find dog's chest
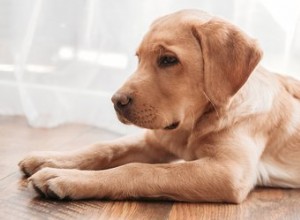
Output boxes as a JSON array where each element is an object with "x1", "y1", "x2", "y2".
[{"x1": 155, "y1": 130, "x2": 204, "y2": 161}]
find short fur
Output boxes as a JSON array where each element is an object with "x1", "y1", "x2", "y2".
[{"x1": 19, "y1": 9, "x2": 300, "y2": 203}]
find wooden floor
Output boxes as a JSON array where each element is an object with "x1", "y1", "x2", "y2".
[{"x1": 1, "y1": 116, "x2": 300, "y2": 220}]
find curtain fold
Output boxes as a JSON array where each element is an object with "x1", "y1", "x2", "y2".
[{"x1": 0, "y1": 0, "x2": 299, "y2": 134}]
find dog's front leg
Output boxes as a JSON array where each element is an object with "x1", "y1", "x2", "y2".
[
  {"x1": 19, "y1": 132, "x2": 177, "y2": 176},
  {"x1": 29, "y1": 159, "x2": 254, "y2": 203}
]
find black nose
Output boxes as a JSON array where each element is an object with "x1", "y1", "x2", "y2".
[{"x1": 111, "y1": 93, "x2": 132, "y2": 111}]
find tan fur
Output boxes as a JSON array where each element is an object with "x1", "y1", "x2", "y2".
[{"x1": 19, "y1": 9, "x2": 300, "y2": 203}]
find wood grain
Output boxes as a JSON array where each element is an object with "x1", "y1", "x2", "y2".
[{"x1": 0, "y1": 116, "x2": 300, "y2": 220}]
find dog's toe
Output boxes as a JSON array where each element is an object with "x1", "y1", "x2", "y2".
[
  {"x1": 21, "y1": 166, "x2": 31, "y2": 177},
  {"x1": 46, "y1": 188, "x2": 61, "y2": 199},
  {"x1": 32, "y1": 183, "x2": 46, "y2": 197}
]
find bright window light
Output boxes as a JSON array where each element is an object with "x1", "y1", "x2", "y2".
[
  {"x1": 97, "y1": 53, "x2": 128, "y2": 69},
  {"x1": 58, "y1": 47, "x2": 74, "y2": 60},
  {"x1": 78, "y1": 50, "x2": 128, "y2": 69},
  {"x1": 0, "y1": 64, "x2": 54, "y2": 73},
  {"x1": 59, "y1": 47, "x2": 128, "y2": 69},
  {"x1": 77, "y1": 50, "x2": 98, "y2": 62}
]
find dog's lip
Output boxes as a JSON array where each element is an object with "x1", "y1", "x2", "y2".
[
  {"x1": 115, "y1": 110, "x2": 131, "y2": 125},
  {"x1": 164, "y1": 121, "x2": 180, "y2": 130}
]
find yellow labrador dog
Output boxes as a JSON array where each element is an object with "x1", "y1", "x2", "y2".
[{"x1": 19, "y1": 9, "x2": 300, "y2": 203}]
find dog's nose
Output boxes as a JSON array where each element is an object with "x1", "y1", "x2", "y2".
[{"x1": 111, "y1": 93, "x2": 132, "y2": 110}]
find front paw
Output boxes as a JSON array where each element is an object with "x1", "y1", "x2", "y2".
[
  {"x1": 29, "y1": 168, "x2": 96, "y2": 200},
  {"x1": 29, "y1": 168, "x2": 70, "y2": 199},
  {"x1": 18, "y1": 152, "x2": 66, "y2": 176}
]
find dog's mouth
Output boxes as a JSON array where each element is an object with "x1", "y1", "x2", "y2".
[
  {"x1": 117, "y1": 111, "x2": 180, "y2": 130},
  {"x1": 114, "y1": 106, "x2": 180, "y2": 130},
  {"x1": 164, "y1": 121, "x2": 180, "y2": 130},
  {"x1": 115, "y1": 111, "x2": 132, "y2": 125}
]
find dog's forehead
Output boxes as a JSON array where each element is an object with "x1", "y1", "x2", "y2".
[
  {"x1": 151, "y1": 9, "x2": 212, "y2": 30},
  {"x1": 137, "y1": 10, "x2": 212, "y2": 55}
]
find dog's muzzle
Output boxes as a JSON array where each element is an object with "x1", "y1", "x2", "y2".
[{"x1": 111, "y1": 92, "x2": 133, "y2": 114}]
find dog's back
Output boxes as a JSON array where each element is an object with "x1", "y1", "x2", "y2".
[
  {"x1": 250, "y1": 68, "x2": 300, "y2": 187},
  {"x1": 277, "y1": 73, "x2": 300, "y2": 99}
]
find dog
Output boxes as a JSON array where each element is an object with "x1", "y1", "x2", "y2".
[{"x1": 19, "y1": 9, "x2": 300, "y2": 203}]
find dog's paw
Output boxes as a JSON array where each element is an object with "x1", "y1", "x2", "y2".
[
  {"x1": 18, "y1": 152, "x2": 66, "y2": 176},
  {"x1": 29, "y1": 168, "x2": 93, "y2": 200}
]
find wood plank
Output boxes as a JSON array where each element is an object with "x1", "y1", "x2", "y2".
[
  {"x1": 168, "y1": 188, "x2": 300, "y2": 220},
  {"x1": 0, "y1": 175, "x2": 107, "y2": 220},
  {"x1": 0, "y1": 116, "x2": 121, "y2": 219},
  {"x1": 0, "y1": 116, "x2": 118, "y2": 178},
  {"x1": 1, "y1": 116, "x2": 300, "y2": 220},
  {"x1": 95, "y1": 201, "x2": 173, "y2": 220},
  {"x1": 0, "y1": 173, "x2": 173, "y2": 220}
]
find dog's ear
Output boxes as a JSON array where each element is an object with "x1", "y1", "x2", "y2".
[{"x1": 191, "y1": 18, "x2": 263, "y2": 107}]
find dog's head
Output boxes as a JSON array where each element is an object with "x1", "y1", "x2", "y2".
[{"x1": 112, "y1": 10, "x2": 262, "y2": 130}]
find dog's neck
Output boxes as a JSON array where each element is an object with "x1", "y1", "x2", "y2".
[
  {"x1": 152, "y1": 66, "x2": 279, "y2": 147},
  {"x1": 187, "y1": 66, "x2": 277, "y2": 139}
]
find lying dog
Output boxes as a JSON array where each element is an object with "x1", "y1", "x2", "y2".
[{"x1": 19, "y1": 9, "x2": 300, "y2": 203}]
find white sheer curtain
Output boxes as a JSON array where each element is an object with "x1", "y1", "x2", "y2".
[{"x1": 0, "y1": 0, "x2": 299, "y2": 134}]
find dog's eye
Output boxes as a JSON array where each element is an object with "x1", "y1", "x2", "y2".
[{"x1": 158, "y1": 56, "x2": 179, "y2": 67}]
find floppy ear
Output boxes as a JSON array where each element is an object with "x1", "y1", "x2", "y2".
[{"x1": 192, "y1": 18, "x2": 263, "y2": 107}]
